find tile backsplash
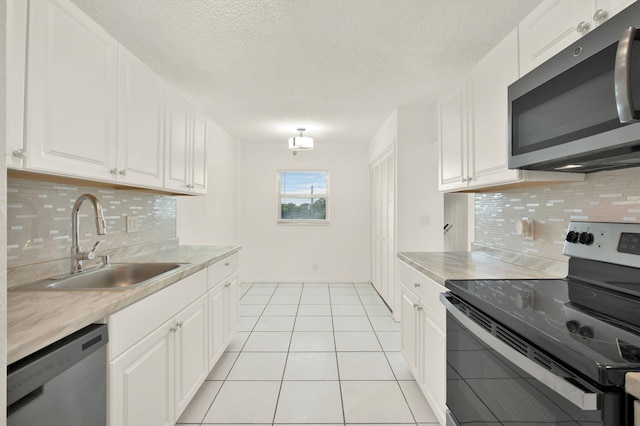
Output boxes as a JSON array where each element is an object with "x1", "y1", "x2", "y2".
[
  {"x1": 7, "y1": 178, "x2": 176, "y2": 269},
  {"x1": 475, "y1": 168, "x2": 640, "y2": 262}
]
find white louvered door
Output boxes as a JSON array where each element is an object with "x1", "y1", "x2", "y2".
[{"x1": 370, "y1": 147, "x2": 395, "y2": 309}]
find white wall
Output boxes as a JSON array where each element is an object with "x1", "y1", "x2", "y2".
[
  {"x1": 239, "y1": 141, "x2": 370, "y2": 282},
  {"x1": 177, "y1": 120, "x2": 239, "y2": 245},
  {"x1": 369, "y1": 106, "x2": 444, "y2": 253},
  {"x1": 396, "y1": 105, "x2": 444, "y2": 252},
  {"x1": 369, "y1": 109, "x2": 397, "y2": 162}
]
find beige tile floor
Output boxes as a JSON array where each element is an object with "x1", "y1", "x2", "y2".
[{"x1": 175, "y1": 282, "x2": 439, "y2": 426}]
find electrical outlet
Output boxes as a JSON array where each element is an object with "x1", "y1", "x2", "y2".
[{"x1": 126, "y1": 215, "x2": 140, "y2": 233}]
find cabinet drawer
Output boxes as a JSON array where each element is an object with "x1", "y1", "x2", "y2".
[
  {"x1": 108, "y1": 269, "x2": 207, "y2": 360},
  {"x1": 397, "y1": 260, "x2": 422, "y2": 294},
  {"x1": 398, "y1": 260, "x2": 446, "y2": 325},
  {"x1": 417, "y1": 275, "x2": 446, "y2": 326},
  {"x1": 207, "y1": 253, "x2": 239, "y2": 290}
]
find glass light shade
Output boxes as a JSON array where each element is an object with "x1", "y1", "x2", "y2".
[{"x1": 288, "y1": 136, "x2": 314, "y2": 151}]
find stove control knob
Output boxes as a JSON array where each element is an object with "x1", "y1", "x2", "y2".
[
  {"x1": 566, "y1": 320, "x2": 580, "y2": 333},
  {"x1": 579, "y1": 326, "x2": 594, "y2": 338},
  {"x1": 579, "y1": 232, "x2": 594, "y2": 245},
  {"x1": 565, "y1": 231, "x2": 580, "y2": 243}
]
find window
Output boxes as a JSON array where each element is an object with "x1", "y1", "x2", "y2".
[{"x1": 278, "y1": 170, "x2": 329, "y2": 224}]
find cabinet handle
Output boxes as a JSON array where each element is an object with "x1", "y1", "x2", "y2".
[
  {"x1": 576, "y1": 21, "x2": 590, "y2": 33},
  {"x1": 461, "y1": 178, "x2": 467, "y2": 183},
  {"x1": 467, "y1": 176, "x2": 473, "y2": 182},
  {"x1": 176, "y1": 321, "x2": 183, "y2": 328},
  {"x1": 119, "y1": 169, "x2": 127, "y2": 176},
  {"x1": 414, "y1": 283, "x2": 421, "y2": 288},
  {"x1": 413, "y1": 303, "x2": 419, "y2": 309},
  {"x1": 170, "y1": 326, "x2": 177, "y2": 333},
  {"x1": 225, "y1": 262, "x2": 230, "y2": 267},
  {"x1": 12, "y1": 149, "x2": 26, "y2": 159},
  {"x1": 593, "y1": 8, "x2": 608, "y2": 22},
  {"x1": 417, "y1": 306, "x2": 423, "y2": 311},
  {"x1": 109, "y1": 168, "x2": 118, "y2": 175}
]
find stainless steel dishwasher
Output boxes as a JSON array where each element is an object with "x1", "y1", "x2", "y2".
[{"x1": 7, "y1": 323, "x2": 108, "y2": 426}]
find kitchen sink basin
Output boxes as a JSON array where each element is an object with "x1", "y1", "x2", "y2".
[{"x1": 11, "y1": 262, "x2": 189, "y2": 291}]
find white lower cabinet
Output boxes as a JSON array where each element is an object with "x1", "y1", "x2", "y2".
[
  {"x1": 174, "y1": 294, "x2": 209, "y2": 416},
  {"x1": 207, "y1": 273, "x2": 239, "y2": 366},
  {"x1": 398, "y1": 260, "x2": 446, "y2": 426},
  {"x1": 108, "y1": 254, "x2": 240, "y2": 426},
  {"x1": 109, "y1": 319, "x2": 175, "y2": 426}
]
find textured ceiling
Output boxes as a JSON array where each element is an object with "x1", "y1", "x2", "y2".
[{"x1": 70, "y1": 0, "x2": 542, "y2": 145}]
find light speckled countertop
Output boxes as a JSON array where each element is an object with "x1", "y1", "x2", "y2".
[
  {"x1": 397, "y1": 250, "x2": 566, "y2": 287},
  {"x1": 7, "y1": 244, "x2": 240, "y2": 364}
]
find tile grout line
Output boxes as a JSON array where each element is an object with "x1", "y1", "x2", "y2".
[
  {"x1": 270, "y1": 281, "x2": 301, "y2": 426},
  {"x1": 329, "y1": 282, "x2": 348, "y2": 426}
]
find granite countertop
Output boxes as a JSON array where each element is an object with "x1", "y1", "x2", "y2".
[
  {"x1": 397, "y1": 249, "x2": 566, "y2": 287},
  {"x1": 7, "y1": 244, "x2": 240, "y2": 364}
]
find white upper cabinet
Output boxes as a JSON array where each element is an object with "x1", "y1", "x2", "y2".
[
  {"x1": 164, "y1": 90, "x2": 208, "y2": 194},
  {"x1": 467, "y1": 29, "x2": 520, "y2": 188},
  {"x1": 439, "y1": 29, "x2": 585, "y2": 192},
  {"x1": 519, "y1": 0, "x2": 636, "y2": 75},
  {"x1": 25, "y1": 0, "x2": 118, "y2": 180},
  {"x1": 190, "y1": 115, "x2": 208, "y2": 194},
  {"x1": 12, "y1": 0, "x2": 206, "y2": 193},
  {"x1": 116, "y1": 46, "x2": 165, "y2": 188},
  {"x1": 7, "y1": 0, "x2": 28, "y2": 169},
  {"x1": 438, "y1": 82, "x2": 468, "y2": 192},
  {"x1": 165, "y1": 90, "x2": 191, "y2": 192}
]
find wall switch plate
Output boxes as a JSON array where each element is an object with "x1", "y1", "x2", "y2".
[{"x1": 126, "y1": 215, "x2": 141, "y2": 233}]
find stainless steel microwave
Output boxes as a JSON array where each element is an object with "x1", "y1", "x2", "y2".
[{"x1": 508, "y1": 2, "x2": 640, "y2": 173}]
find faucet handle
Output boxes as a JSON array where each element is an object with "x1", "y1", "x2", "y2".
[
  {"x1": 87, "y1": 241, "x2": 101, "y2": 260},
  {"x1": 100, "y1": 254, "x2": 111, "y2": 268}
]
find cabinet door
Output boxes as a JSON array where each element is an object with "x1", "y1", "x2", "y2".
[
  {"x1": 399, "y1": 283, "x2": 420, "y2": 377},
  {"x1": 468, "y1": 29, "x2": 521, "y2": 188},
  {"x1": 164, "y1": 90, "x2": 191, "y2": 192},
  {"x1": 208, "y1": 282, "x2": 227, "y2": 368},
  {"x1": 438, "y1": 83, "x2": 468, "y2": 191},
  {"x1": 117, "y1": 46, "x2": 165, "y2": 188},
  {"x1": 175, "y1": 295, "x2": 209, "y2": 418},
  {"x1": 595, "y1": 0, "x2": 636, "y2": 26},
  {"x1": 109, "y1": 320, "x2": 175, "y2": 426},
  {"x1": 419, "y1": 304, "x2": 446, "y2": 426},
  {"x1": 519, "y1": 0, "x2": 593, "y2": 76},
  {"x1": 26, "y1": 0, "x2": 117, "y2": 180},
  {"x1": 190, "y1": 115, "x2": 208, "y2": 194},
  {"x1": 7, "y1": 0, "x2": 29, "y2": 169}
]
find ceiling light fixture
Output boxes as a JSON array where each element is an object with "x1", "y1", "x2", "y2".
[{"x1": 288, "y1": 128, "x2": 314, "y2": 151}]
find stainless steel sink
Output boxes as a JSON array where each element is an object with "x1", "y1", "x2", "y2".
[{"x1": 11, "y1": 262, "x2": 189, "y2": 291}]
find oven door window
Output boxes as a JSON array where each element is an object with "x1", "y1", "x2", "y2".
[{"x1": 446, "y1": 313, "x2": 620, "y2": 425}]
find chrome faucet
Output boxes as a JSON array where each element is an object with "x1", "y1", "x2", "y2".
[{"x1": 71, "y1": 194, "x2": 107, "y2": 274}]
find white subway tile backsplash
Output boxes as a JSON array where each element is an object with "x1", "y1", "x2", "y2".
[
  {"x1": 7, "y1": 178, "x2": 176, "y2": 269},
  {"x1": 475, "y1": 168, "x2": 640, "y2": 262}
]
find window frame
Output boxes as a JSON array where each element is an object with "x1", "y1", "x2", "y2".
[{"x1": 277, "y1": 169, "x2": 330, "y2": 225}]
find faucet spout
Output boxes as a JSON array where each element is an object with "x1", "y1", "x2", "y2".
[{"x1": 71, "y1": 194, "x2": 107, "y2": 274}]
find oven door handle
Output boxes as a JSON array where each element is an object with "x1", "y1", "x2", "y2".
[
  {"x1": 441, "y1": 294, "x2": 600, "y2": 411},
  {"x1": 615, "y1": 26, "x2": 639, "y2": 123}
]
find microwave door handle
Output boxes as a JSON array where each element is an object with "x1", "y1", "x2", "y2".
[
  {"x1": 615, "y1": 26, "x2": 639, "y2": 123},
  {"x1": 440, "y1": 294, "x2": 600, "y2": 411}
]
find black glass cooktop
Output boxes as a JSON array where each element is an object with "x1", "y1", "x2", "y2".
[{"x1": 445, "y1": 276, "x2": 640, "y2": 386}]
